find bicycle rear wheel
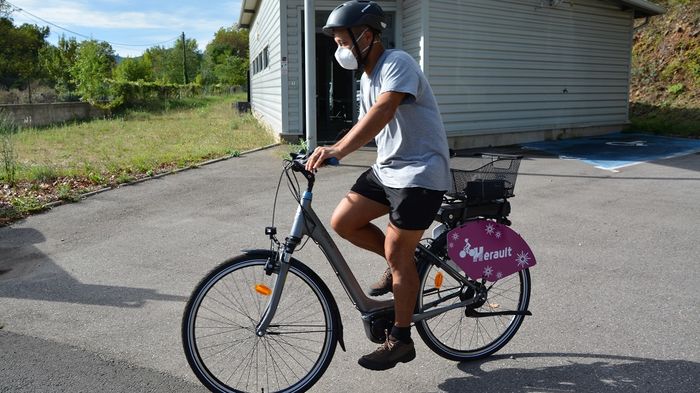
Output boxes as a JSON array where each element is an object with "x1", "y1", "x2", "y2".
[
  {"x1": 182, "y1": 253, "x2": 339, "y2": 393},
  {"x1": 415, "y1": 260, "x2": 531, "y2": 361}
]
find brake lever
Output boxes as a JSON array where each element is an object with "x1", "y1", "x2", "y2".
[{"x1": 289, "y1": 149, "x2": 339, "y2": 169}]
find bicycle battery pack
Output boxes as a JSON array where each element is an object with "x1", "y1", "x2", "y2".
[{"x1": 465, "y1": 179, "x2": 505, "y2": 201}]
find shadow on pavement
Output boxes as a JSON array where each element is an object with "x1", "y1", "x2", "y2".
[
  {"x1": 439, "y1": 352, "x2": 699, "y2": 392},
  {"x1": 0, "y1": 227, "x2": 187, "y2": 308},
  {"x1": 0, "y1": 330, "x2": 207, "y2": 393},
  {"x1": 0, "y1": 228, "x2": 45, "y2": 278},
  {"x1": 648, "y1": 151, "x2": 700, "y2": 173}
]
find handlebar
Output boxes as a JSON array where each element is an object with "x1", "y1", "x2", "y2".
[{"x1": 288, "y1": 150, "x2": 339, "y2": 192}]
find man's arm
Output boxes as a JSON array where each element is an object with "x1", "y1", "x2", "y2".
[{"x1": 306, "y1": 91, "x2": 406, "y2": 171}]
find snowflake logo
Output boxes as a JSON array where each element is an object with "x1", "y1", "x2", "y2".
[
  {"x1": 483, "y1": 266, "x2": 493, "y2": 277},
  {"x1": 516, "y1": 251, "x2": 531, "y2": 268},
  {"x1": 451, "y1": 233, "x2": 460, "y2": 241},
  {"x1": 485, "y1": 223, "x2": 495, "y2": 236},
  {"x1": 495, "y1": 231, "x2": 502, "y2": 239},
  {"x1": 496, "y1": 272, "x2": 503, "y2": 280}
]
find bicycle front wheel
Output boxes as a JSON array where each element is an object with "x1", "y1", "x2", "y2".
[
  {"x1": 416, "y1": 261, "x2": 531, "y2": 361},
  {"x1": 182, "y1": 253, "x2": 339, "y2": 393}
]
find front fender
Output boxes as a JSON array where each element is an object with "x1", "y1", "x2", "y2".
[{"x1": 241, "y1": 248, "x2": 277, "y2": 258}]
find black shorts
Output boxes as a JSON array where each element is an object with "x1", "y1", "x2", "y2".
[{"x1": 350, "y1": 169, "x2": 445, "y2": 231}]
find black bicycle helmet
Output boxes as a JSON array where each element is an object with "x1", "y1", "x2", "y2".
[{"x1": 322, "y1": 0, "x2": 386, "y2": 37}]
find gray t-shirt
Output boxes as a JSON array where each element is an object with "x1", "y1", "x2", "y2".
[{"x1": 359, "y1": 49, "x2": 451, "y2": 191}]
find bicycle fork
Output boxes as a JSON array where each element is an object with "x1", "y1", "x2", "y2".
[{"x1": 255, "y1": 191, "x2": 312, "y2": 337}]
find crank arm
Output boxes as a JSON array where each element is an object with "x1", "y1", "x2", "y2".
[{"x1": 465, "y1": 309, "x2": 532, "y2": 318}]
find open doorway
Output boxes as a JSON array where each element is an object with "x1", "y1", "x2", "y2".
[
  {"x1": 315, "y1": 27, "x2": 356, "y2": 143},
  {"x1": 302, "y1": 10, "x2": 395, "y2": 144}
]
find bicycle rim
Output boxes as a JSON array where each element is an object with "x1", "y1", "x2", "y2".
[
  {"x1": 182, "y1": 257, "x2": 336, "y2": 393},
  {"x1": 416, "y1": 263, "x2": 530, "y2": 361}
]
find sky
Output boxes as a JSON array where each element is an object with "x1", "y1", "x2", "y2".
[{"x1": 7, "y1": 0, "x2": 243, "y2": 57}]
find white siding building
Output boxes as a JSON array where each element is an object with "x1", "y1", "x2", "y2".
[{"x1": 239, "y1": 0, "x2": 664, "y2": 148}]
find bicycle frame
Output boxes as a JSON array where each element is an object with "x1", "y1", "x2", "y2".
[{"x1": 256, "y1": 188, "x2": 482, "y2": 336}]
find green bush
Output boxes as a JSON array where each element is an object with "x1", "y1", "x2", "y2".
[
  {"x1": 687, "y1": 48, "x2": 700, "y2": 83},
  {"x1": 667, "y1": 83, "x2": 685, "y2": 95},
  {"x1": 11, "y1": 196, "x2": 45, "y2": 214},
  {"x1": 71, "y1": 40, "x2": 115, "y2": 104},
  {"x1": 105, "y1": 80, "x2": 206, "y2": 111},
  {"x1": 57, "y1": 183, "x2": 79, "y2": 202}
]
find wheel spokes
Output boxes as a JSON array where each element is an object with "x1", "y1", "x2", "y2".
[{"x1": 185, "y1": 259, "x2": 333, "y2": 393}]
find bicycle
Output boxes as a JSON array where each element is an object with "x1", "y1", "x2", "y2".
[{"x1": 181, "y1": 151, "x2": 535, "y2": 393}]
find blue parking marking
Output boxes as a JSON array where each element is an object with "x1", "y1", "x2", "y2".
[{"x1": 522, "y1": 132, "x2": 700, "y2": 171}]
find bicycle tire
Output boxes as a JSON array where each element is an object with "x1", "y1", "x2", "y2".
[
  {"x1": 182, "y1": 253, "x2": 339, "y2": 393},
  {"x1": 415, "y1": 257, "x2": 531, "y2": 361}
]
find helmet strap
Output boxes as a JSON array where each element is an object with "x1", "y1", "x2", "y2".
[{"x1": 347, "y1": 28, "x2": 374, "y2": 70}]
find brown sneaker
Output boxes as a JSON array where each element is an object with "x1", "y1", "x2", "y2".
[
  {"x1": 368, "y1": 267, "x2": 393, "y2": 297},
  {"x1": 358, "y1": 335, "x2": 416, "y2": 371}
]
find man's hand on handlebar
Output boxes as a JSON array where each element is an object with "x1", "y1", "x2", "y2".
[{"x1": 305, "y1": 146, "x2": 341, "y2": 172}]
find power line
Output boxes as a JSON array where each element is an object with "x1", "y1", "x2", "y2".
[{"x1": 6, "y1": 1, "x2": 180, "y2": 48}]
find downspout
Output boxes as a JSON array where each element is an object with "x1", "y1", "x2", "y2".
[
  {"x1": 247, "y1": 68, "x2": 251, "y2": 103},
  {"x1": 634, "y1": 16, "x2": 650, "y2": 31}
]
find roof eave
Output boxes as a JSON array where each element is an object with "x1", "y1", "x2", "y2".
[
  {"x1": 236, "y1": 1, "x2": 665, "y2": 28},
  {"x1": 617, "y1": 0, "x2": 666, "y2": 18},
  {"x1": 238, "y1": 0, "x2": 261, "y2": 29}
]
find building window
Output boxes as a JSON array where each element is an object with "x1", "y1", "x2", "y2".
[
  {"x1": 252, "y1": 47, "x2": 269, "y2": 75},
  {"x1": 263, "y1": 46, "x2": 269, "y2": 69}
]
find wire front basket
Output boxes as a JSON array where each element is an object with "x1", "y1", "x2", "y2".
[{"x1": 449, "y1": 154, "x2": 522, "y2": 201}]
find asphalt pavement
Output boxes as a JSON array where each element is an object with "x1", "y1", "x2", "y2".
[{"x1": 1, "y1": 144, "x2": 699, "y2": 392}]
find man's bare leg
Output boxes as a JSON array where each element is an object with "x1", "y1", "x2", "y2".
[
  {"x1": 384, "y1": 223, "x2": 423, "y2": 327},
  {"x1": 331, "y1": 192, "x2": 389, "y2": 257},
  {"x1": 357, "y1": 222, "x2": 422, "y2": 370}
]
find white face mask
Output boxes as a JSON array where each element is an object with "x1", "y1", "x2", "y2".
[
  {"x1": 334, "y1": 29, "x2": 370, "y2": 70},
  {"x1": 334, "y1": 46, "x2": 359, "y2": 70}
]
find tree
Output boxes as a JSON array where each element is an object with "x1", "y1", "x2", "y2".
[
  {"x1": 113, "y1": 56, "x2": 152, "y2": 82},
  {"x1": 0, "y1": 0, "x2": 12, "y2": 18},
  {"x1": 143, "y1": 37, "x2": 201, "y2": 84},
  {"x1": 202, "y1": 26, "x2": 249, "y2": 86},
  {"x1": 207, "y1": 25, "x2": 249, "y2": 59},
  {"x1": 212, "y1": 56, "x2": 248, "y2": 86},
  {"x1": 142, "y1": 46, "x2": 172, "y2": 83},
  {"x1": 0, "y1": 18, "x2": 49, "y2": 90},
  {"x1": 70, "y1": 40, "x2": 115, "y2": 103},
  {"x1": 39, "y1": 34, "x2": 79, "y2": 99}
]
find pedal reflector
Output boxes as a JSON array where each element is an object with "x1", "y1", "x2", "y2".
[
  {"x1": 434, "y1": 271, "x2": 444, "y2": 289},
  {"x1": 255, "y1": 284, "x2": 272, "y2": 296}
]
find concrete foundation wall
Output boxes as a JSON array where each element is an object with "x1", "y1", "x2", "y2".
[
  {"x1": 0, "y1": 102, "x2": 106, "y2": 127},
  {"x1": 448, "y1": 124, "x2": 627, "y2": 149}
]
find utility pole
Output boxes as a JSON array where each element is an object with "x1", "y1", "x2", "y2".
[{"x1": 182, "y1": 31, "x2": 188, "y2": 84}]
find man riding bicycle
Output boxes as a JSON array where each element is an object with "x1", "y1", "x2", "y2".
[{"x1": 305, "y1": 0, "x2": 451, "y2": 371}]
